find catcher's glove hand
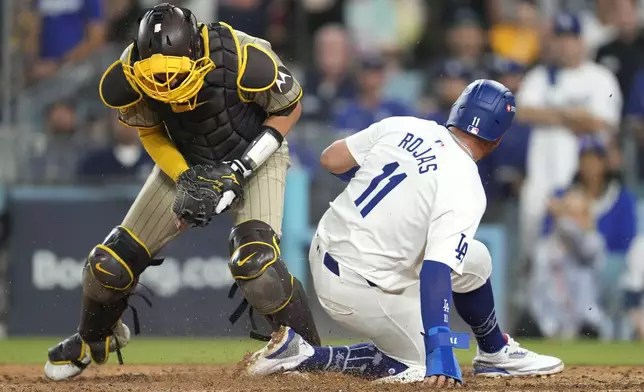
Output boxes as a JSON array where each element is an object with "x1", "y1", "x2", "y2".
[
  {"x1": 172, "y1": 165, "x2": 222, "y2": 228},
  {"x1": 210, "y1": 161, "x2": 245, "y2": 214}
]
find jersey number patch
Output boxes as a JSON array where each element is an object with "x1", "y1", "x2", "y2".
[{"x1": 354, "y1": 162, "x2": 407, "y2": 217}]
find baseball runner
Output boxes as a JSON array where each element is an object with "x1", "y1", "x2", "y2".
[
  {"x1": 44, "y1": 3, "x2": 321, "y2": 380},
  {"x1": 244, "y1": 80, "x2": 564, "y2": 386}
]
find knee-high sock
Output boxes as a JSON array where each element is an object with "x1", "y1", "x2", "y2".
[
  {"x1": 296, "y1": 342, "x2": 408, "y2": 378},
  {"x1": 452, "y1": 279, "x2": 506, "y2": 354}
]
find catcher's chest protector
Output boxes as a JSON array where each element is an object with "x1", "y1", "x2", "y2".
[{"x1": 146, "y1": 23, "x2": 267, "y2": 165}]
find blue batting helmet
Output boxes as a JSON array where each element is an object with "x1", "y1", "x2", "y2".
[{"x1": 445, "y1": 79, "x2": 516, "y2": 142}]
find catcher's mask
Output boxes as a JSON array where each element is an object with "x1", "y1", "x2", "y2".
[{"x1": 123, "y1": 3, "x2": 215, "y2": 109}]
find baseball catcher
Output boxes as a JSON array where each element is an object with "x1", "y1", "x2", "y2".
[{"x1": 44, "y1": 2, "x2": 320, "y2": 380}]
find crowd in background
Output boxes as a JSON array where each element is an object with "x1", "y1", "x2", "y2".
[{"x1": 0, "y1": 0, "x2": 644, "y2": 340}]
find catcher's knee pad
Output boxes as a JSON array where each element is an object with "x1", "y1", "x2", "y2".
[
  {"x1": 229, "y1": 220, "x2": 292, "y2": 314},
  {"x1": 86, "y1": 226, "x2": 151, "y2": 293},
  {"x1": 79, "y1": 226, "x2": 152, "y2": 363},
  {"x1": 229, "y1": 220, "x2": 321, "y2": 345},
  {"x1": 451, "y1": 240, "x2": 492, "y2": 294}
]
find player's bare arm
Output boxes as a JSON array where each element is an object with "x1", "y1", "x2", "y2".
[{"x1": 320, "y1": 140, "x2": 358, "y2": 174}]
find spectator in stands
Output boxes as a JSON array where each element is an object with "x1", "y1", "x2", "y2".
[
  {"x1": 421, "y1": 59, "x2": 473, "y2": 125},
  {"x1": 540, "y1": 135, "x2": 636, "y2": 341},
  {"x1": 217, "y1": 0, "x2": 269, "y2": 39},
  {"x1": 623, "y1": 68, "x2": 644, "y2": 179},
  {"x1": 76, "y1": 115, "x2": 153, "y2": 183},
  {"x1": 530, "y1": 188, "x2": 606, "y2": 339},
  {"x1": 28, "y1": 101, "x2": 82, "y2": 184},
  {"x1": 516, "y1": 12, "x2": 622, "y2": 262},
  {"x1": 25, "y1": 0, "x2": 106, "y2": 82},
  {"x1": 623, "y1": 235, "x2": 644, "y2": 340},
  {"x1": 343, "y1": 0, "x2": 426, "y2": 56},
  {"x1": 104, "y1": 0, "x2": 144, "y2": 46},
  {"x1": 441, "y1": 8, "x2": 489, "y2": 74},
  {"x1": 302, "y1": 0, "x2": 344, "y2": 37},
  {"x1": 479, "y1": 57, "x2": 532, "y2": 203},
  {"x1": 579, "y1": 0, "x2": 620, "y2": 58},
  {"x1": 488, "y1": 0, "x2": 542, "y2": 66},
  {"x1": 543, "y1": 136, "x2": 637, "y2": 255},
  {"x1": 301, "y1": 24, "x2": 357, "y2": 123},
  {"x1": 596, "y1": 0, "x2": 644, "y2": 110},
  {"x1": 332, "y1": 55, "x2": 415, "y2": 135},
  {"x1": 435, "y1": 0, "x2": 498, "y2": 31},
  {"x1": 538, "y1": 0, "x2": 620, "y2": 57}
]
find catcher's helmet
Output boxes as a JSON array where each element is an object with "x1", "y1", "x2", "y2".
[
  {"x1": 123, "y1": 3, "x2": 215, "y2": 108},
  {"x1": 445, "y1": 79, "x2": 516, "y2": 142}
]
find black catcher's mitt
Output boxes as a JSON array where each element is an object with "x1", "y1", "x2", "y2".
[
  {"x1": 172, "y1": 164, "x2": 245, "y2": 227},
  {"x1": 173, "y1": 165, "x2": 220, "y2": 228}
]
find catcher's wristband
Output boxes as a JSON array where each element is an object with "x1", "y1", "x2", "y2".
[{"x1": 237, "y1": 126, "x2": 283, "y2": 178}]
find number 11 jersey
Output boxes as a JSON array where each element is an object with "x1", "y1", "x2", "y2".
[{"x1": 317, "y1": 116, "x2": 487, "y2": 291}]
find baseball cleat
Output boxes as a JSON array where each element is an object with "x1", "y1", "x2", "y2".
[
  {"x1": 472, "y1": 334, "x2": 564, "y2": 377},
  {"x1": 245, "y1": 326, "x2": 313, "y2": 376},
  {"x1": 372, "y1": 367, "x2": 426, "y2": 384},
  {"x1": 44, "y1": 321, "x2": 131, "y2": 381}
]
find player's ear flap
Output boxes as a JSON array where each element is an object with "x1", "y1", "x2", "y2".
[{"x1": 237, "y1": 44, "x2": 278, "y2": 93}]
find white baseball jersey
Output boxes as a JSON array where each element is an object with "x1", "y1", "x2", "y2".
[
  {"x1": 518, "y1": 61, "x2": 622, "y2": 192},
  {"x1": 317, "y1": 116, "x2": 487, "y2": 292},
  {"x1": 517, "y1": 61, "x2": 622, "y2": 259}
]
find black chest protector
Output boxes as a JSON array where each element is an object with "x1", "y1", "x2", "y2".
[{"x1": 142, "y1": 23, "x2": 267, "y2": 165}]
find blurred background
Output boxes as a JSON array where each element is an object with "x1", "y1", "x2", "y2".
[{"x1": 1, "y1": 0, "x2": 644, "y2": 346}]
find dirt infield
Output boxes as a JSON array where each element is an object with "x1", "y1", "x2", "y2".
[{"x1": 0, "y1": 364, "x2": 643, "y2": 392}]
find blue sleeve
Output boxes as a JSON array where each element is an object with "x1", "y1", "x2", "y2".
[
  {"x1": 541, "y1": 188, "x2": 567, "y2": 236},
  {"x1": 625, "y1": 70, "x2": 644, "y2": 116},
  {"x1": 420, "y1": 261, "x2": 452, "y2": 331},
  {"x1": 333, "y1": 166, "x2": 360, "y2": 182},
  {"x1": 612, "y1": 190, "x2": 638, "y2": 252},
  {"x1": 420, "y1": 261, "x2": 466, "y2": 381},
  {"x1": 85, "y1": 0, "x2": 103, "y2": 21}
]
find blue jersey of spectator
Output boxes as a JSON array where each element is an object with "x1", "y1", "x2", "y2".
[
  {"x1": 332, "y1": 100, "x2": 415, "y2": 134},
  {"x1": 542, "y1": 137, "x2": 637, "y2": 254},
  {"x1": 38, "y1": 0, "x2": 103, "y2": 59},
  {"x1": 543, "y1": 182, "x2": 637, "y2": 254}
]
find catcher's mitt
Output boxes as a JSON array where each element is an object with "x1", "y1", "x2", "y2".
[
  {"x1": 172, "y1": 164, "x2": 245, "y2": 227},
  {"x1": 173, "y1": 165, "x2": 221, "y2": 228}
]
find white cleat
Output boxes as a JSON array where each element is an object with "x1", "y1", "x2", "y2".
[
  {"x1": 44, "y1": 321, "x2": 131, "y2": 381},
  {"x1": 245, "y1": 326, "x2": 313, "y2": 376},
  {"x1": 372, "y1": 367, "x2": 426, "y2": 384},
  {"x1": 472, "y1": 334, "x2": 564, "y2": 377}
]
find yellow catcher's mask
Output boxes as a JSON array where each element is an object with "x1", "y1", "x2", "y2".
[{"x1": 123, "y1": 26, "x2": 215, "y2": 110}]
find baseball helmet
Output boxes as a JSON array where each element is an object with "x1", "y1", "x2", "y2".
[
  {"x1": 445, "y1": 79, "x2": 516, "y2": 142},
  {"x1": 123, "y1": 3, "x2": 215, "y2": 108}
]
